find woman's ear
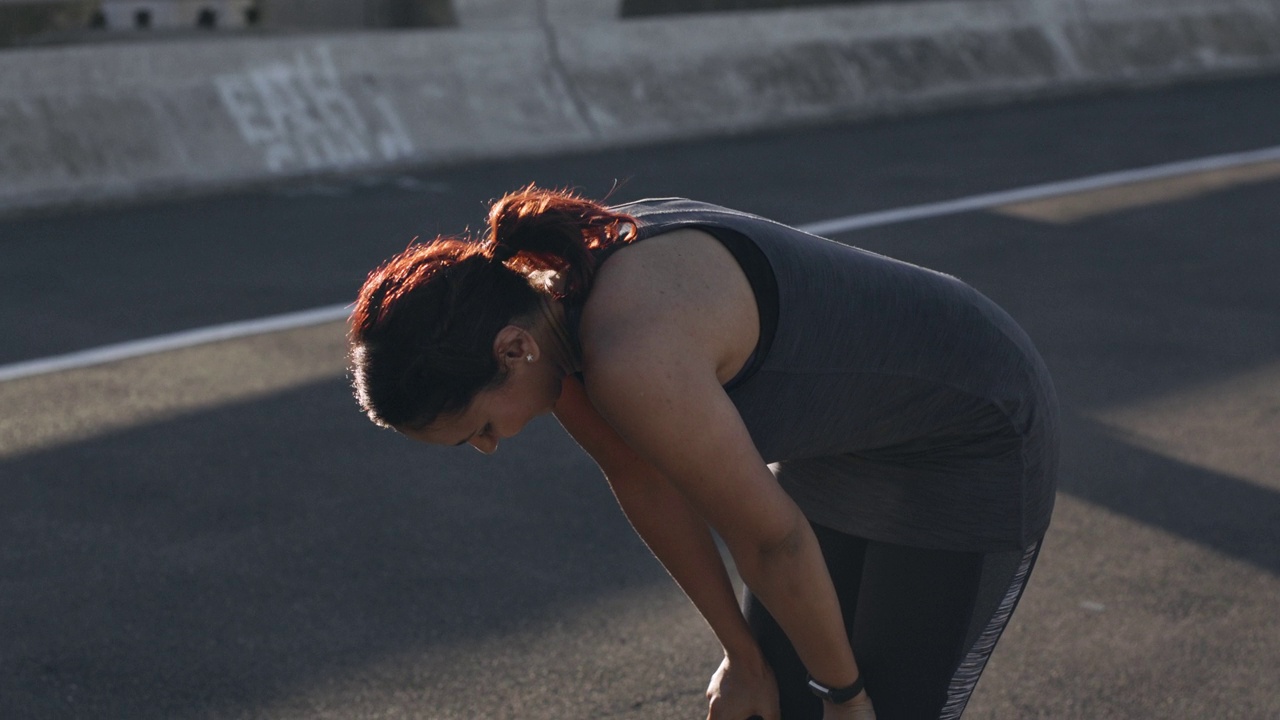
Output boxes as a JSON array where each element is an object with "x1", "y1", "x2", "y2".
[{"x1": 492, "y1": 324, "x2": 536, "y2": 368}]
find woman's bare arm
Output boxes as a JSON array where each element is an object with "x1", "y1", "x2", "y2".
[
  {"x1": 568, "y1": 229, "x2": 862, "y2": 705},
  {"x1": 554, "y1": 376, "x2": 761, "y2": 664},
  {"x1": 579, "y1": 332, "x2": 862, "y2": 694}
]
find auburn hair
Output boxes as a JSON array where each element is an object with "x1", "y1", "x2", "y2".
[{"x1": 348, "y1": 185, "x2": 636, "y2": 429}]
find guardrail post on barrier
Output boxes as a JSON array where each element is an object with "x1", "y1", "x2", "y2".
[{"x1": 93, "y1": 0, "x2": 259, "y2": 30}]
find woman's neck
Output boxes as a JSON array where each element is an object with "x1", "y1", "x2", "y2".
[{"x1": 536, "y1": 295, "x2": 581, "y2": 376}]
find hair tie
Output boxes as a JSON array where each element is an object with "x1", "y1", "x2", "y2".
[{"x1": 490, "y1": 243, "x2": 517, "y2": 263}]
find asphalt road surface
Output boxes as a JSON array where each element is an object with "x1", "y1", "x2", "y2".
[{"x1": 2, "y1": 74, "x2": 1279, "y2": 719}]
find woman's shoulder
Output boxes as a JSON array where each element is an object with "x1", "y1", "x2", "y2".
[
  {"x1": 578, "y1": 228, "x2": 760, "y2": 379},
  {"x1": 588, "y1": 227, "x2": 734, "y2": 317}
]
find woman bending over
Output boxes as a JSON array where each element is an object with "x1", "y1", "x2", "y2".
[{"x1": 348, "y1": 185, "x2": 1059, "y2": 720}]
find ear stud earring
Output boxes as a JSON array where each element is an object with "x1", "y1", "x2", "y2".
[{"x1": 525, "y1": 354, "x2": 534, "y2": 363}]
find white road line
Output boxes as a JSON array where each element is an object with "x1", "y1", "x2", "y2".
[
  {"x1": 4, "y1": 143, "x2": 1279, "y2": 384},
  {"x1": 799, "y1": 144, "x2": 1280, "y2": 236},
  {"x1": 0, "y1": 304, "x2": 351, "y2": 383}
]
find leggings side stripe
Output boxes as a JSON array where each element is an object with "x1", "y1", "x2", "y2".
[{"x1": 938, "y1": 539, "x2": 1042, "y2": 720}]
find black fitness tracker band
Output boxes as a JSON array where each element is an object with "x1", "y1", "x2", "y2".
[{"x1": 807, "y1": 674, "x2": 865, "y2": 704}]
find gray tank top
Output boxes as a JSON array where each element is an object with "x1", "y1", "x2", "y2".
[{"x1": 597, "y1": 198, "x2": 1059, "y2": 552}]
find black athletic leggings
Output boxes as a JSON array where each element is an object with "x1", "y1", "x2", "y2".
[{"x1": 744, "y1": 524, "x2": 1042, "y2": 720}]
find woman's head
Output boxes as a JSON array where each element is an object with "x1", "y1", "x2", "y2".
[{"x1": 348, "y1": 185, "x2": 634, "y2": 433}]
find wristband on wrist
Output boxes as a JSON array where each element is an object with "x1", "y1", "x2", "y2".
[{"x1": 806, "y1": 673, "x2": 865, "y2": 704}]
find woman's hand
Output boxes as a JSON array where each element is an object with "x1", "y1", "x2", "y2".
[
  {"x1": 705, "y1": 654, "x2": 780, "y2": 720},
  {"x1": 822, "y1": 691, "x2": 876, "y2": 720}
]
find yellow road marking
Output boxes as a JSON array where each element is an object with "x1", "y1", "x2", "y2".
[
  {"x1": 992, "y1": 160, "x2": 1280, "y2": 224},
  {"x1": 1087, "y1": 361, "x2": 1280, "y2": 491}
]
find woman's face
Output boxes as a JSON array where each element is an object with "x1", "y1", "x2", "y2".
[{"x1": 399, "y1": 353, "x2": 563, "y2": 454}]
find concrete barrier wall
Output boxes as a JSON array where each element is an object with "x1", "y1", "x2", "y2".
[{"x1": 2, "y1": 0, "x2": 1280, "y2": 214}]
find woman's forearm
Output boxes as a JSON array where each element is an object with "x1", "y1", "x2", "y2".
[
  {"x1": 571, "y1": 366, "x2": 860, "y2": 688},
  {"x1": 556, "y1": 377, "x2": 762, "y2": 663},
  {"x1": 730, "y1": 510, "x2": 860, "y2": 688},
  {"x1": 608, "y1": 470, "x2": 762, "y2": 663}
]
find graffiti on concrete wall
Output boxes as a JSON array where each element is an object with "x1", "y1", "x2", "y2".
[{"x1": 214, "y1": 45, "x2": 414, "y2": 173}]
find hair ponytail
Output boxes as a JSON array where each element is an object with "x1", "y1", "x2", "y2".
[
  {"x1": 349, "y1": 185, "x2": 635, "y2": 430},
  {"x1": 485, "y1": 184, "x2": 635, "y2": 303}
]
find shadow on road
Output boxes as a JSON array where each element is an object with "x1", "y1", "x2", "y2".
[
  {"x1": 0, "y1": 379, "x2": 664, "y2": 719},
  {"x1": 2, "y1": 373, "x2": 1278, "y2": 718}
]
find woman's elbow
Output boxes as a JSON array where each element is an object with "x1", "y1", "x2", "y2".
[{"x1": 732, "y1": 507, "x2": 808, "y2": 573}]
